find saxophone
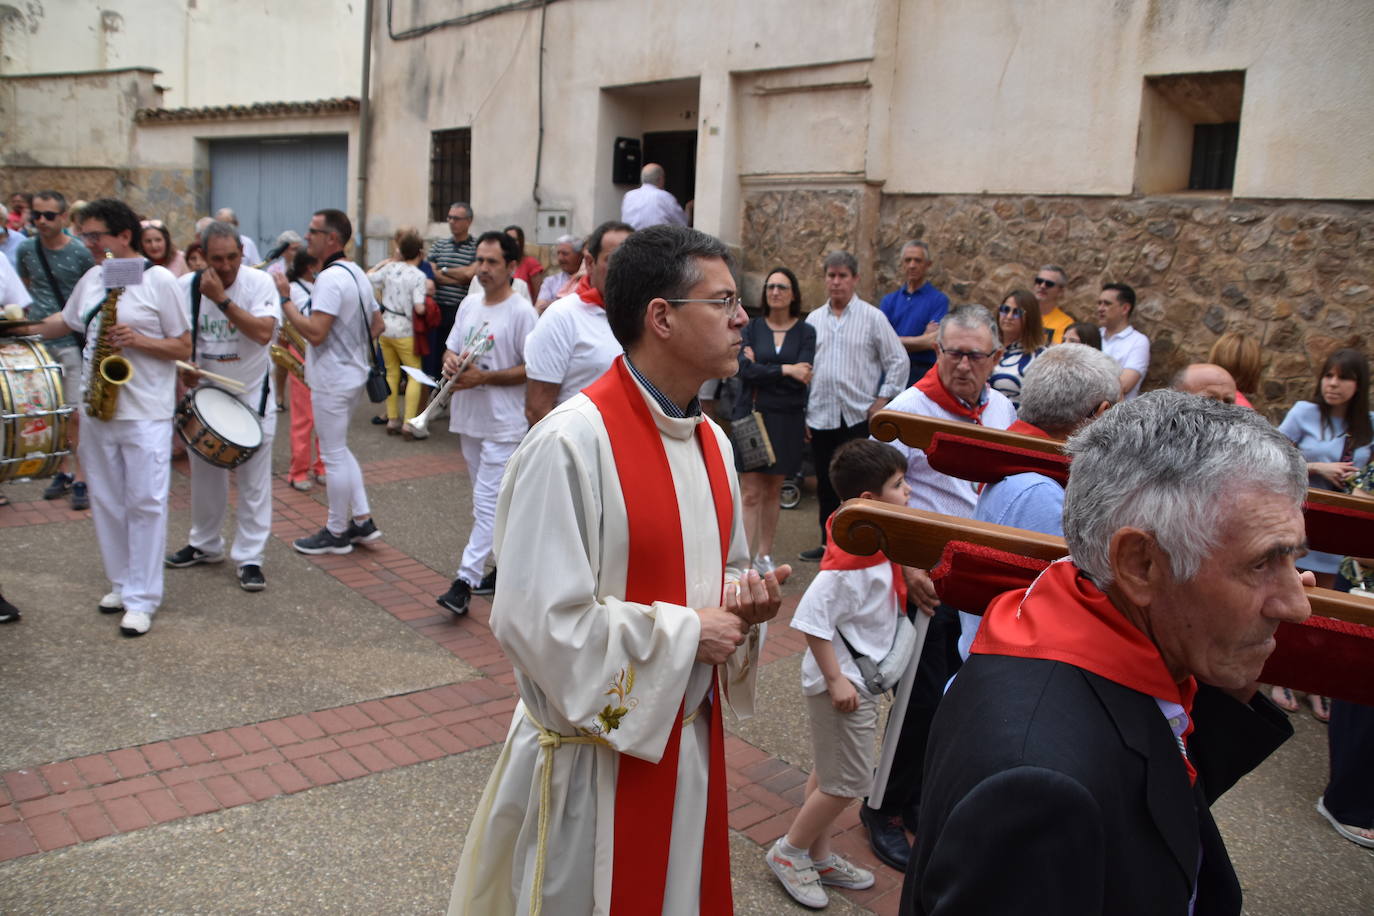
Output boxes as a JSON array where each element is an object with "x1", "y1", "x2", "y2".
[
  {"x1": 84, "y1": 280, "x2": 134, "y2": 421},
  {"x1": 270, "y1": 321, "x2": 308, "y2": 387}
]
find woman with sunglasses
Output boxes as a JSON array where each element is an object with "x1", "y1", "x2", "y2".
[
  {"x1": 988, "y1": 288, "x2": 1045, "y2": 409},
  {"x1": 139, "y1": 220, "x2": 189, "y2": 277},
  {"x1": 734, "y1": 266, "x2": 816, "y2": 575}
]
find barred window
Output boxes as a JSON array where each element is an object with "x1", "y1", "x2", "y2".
[{"x1": 430, "y1": 128, "x2": 471, "y2": 223}]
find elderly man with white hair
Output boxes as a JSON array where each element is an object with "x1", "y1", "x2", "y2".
[
  {"x1": 858, "y1": 303, "x2": 1015, "y2": 870},
  {"x1": 534, "y1": 233, "x2": 583, "y2": 311},
  {"x1": 619, "y1": 162, "x2": 688, "y2": 230},
  {"x1": 903, "y1": 391, "x2": 1311, "y2": 916},
  {"x1": 957, "y1": 342, "x2": 1122, "y2": 657}
]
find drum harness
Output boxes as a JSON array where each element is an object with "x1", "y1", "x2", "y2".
[{"x1": 190, "y1": 270, "x2": 271, "y2": 417}]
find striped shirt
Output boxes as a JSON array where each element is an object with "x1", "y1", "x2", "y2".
[
  {"x1": 805, "y1": 295, "x2": 910, "y2": 429},
  {"x1": 428, "y1": 235, "x2": 477, "y2": 311},
  {"x1": 883, "y1": 383, "x2": 1017, "y2": 518}
]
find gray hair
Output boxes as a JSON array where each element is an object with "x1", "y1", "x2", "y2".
[
  {"x1": 555, "y1": 234, "x2": 583, "y2": 252},
  {"x1": 901, "y1": 240, "x2": 931, "y2": 259},
  {"x1": 1063, "y1": 390, "x2": 1307, "y2": 587},
  {"x1": 275, "y1": 229, "x2": 303, "y2": 247},
  {"x1": 935, "y1": 304, "x2": 999, "y2": 349},
  {"x1": 640, "y1": 163, "x2": 665, "y2": 186},
  {"x1": 1039, "y1": 263, "x2": 1068, "y2": 285},
  {"x1": 1018, "y1": 344, "x2": 1122, "y2": 435},
  {"x1": 200, "y1": 220, "x2": 242, "y2": 252},
  {"x1": 448, "y1": 202, "x2": 472, "y2": 220},
  {"x1": 215, "y1": 207, "x2": 238, "y2": 225},
  {"x1": 823, "y1": 250, "x2": 859, "y2": 276}
]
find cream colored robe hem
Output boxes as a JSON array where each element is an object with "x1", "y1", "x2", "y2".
[{"x1": 449, "y1": 384, "x2": 759, "y2": 916}]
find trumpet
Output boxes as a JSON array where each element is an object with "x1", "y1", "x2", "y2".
[{"x1": 405, "y1": 322, "x2": 493, "y2": 439}]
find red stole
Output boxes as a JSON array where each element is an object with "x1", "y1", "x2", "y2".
[
  {"x1": 971, "y1": 559, "x2": 1198, "y2": 782},
  {"x1": 915, "y1": 369, "x2": 988, "y2": 423},
  {"x1": 820, "y1": 514, "x2": 908, "y2": 609},
  {"x1": 576, "y1": 273, "x2": 604, "y2": 309},
  {"x1": 583, "y1": 356, "x2": 735, "y2": 915}
]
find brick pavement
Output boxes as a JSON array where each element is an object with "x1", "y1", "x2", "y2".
[{"x1": 1, "y1": 452, "x2": 899, "y2": 914}]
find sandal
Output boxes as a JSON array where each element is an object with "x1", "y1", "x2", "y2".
[
  {"x1": 1316, "y1": 797, "x2": 1374, "y2": 849},
  {"x1": 1309, "y1": 694, "x2": 1331, "y2": 723},
  {"x1": 1269, "y1": 685, "x2": 1299, "y2": 713}
]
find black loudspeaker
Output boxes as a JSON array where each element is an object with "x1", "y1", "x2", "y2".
[{"x1": 612, "y1": 137, "x2": 642, "y2": 185}]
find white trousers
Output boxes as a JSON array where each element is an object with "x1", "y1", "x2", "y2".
[
  {"x1": 457, "y1": 435, "x2": 520, "y2": 586},
  {"x1": 79, "y1": 417, "x2": 171, "y2": 615},
  {"x1": 187, "y1": 392, "x2": 276, "y2": 568},
  {"x1": 311, "y1": 385, "x2": 370, "y2": 535}
]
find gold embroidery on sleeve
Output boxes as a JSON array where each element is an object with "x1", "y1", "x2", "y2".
[{"x1": 582, "y1": 664, "x2": 640, "y2": 737}]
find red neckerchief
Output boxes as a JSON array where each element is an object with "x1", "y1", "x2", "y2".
[
  {"x1": 820, "y1": 513, "x2": 907, "y2": 609},
  {"x1": 576, "y1": 273, "x2": 604, "y2": 309},
  {"x1": 1007, "y1": 419, "x2": 1053, "y2": 439},
  {"x1": 582, "y1": 356, "x2": 734, "y2": 915},
  {"x1": 971, "y1": 559, "x2": 1199, "y2": 783},
  {"x1": 916, "y1": 370, "x2": 988, "y2": 424}
]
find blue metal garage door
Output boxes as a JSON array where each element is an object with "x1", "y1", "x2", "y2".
[{"x1": 209, "y1": 135, "x2": 348, "y2": 259}]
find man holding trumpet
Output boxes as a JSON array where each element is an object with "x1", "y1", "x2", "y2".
[{"x1": 165, "y1": 221, "x2": 280, "y2": 592}]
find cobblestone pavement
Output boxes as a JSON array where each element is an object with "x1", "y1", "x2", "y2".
[{"x1": 1, "y1": 407, "x2": 1369, "y2": 915}]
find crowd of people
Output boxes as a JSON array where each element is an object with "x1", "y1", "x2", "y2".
[{"x1": 1, "y1": 169, "x2": 1371, "y2": 914}]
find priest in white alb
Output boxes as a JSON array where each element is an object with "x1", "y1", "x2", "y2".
[{"x1": 449, "y1": 226, "x2": 791, "y2": 916}]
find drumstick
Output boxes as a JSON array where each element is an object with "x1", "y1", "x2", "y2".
[{"x1": 175, "y1": 361, "x2": 247, "y2": 393}]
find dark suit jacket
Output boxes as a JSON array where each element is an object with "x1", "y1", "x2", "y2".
[{"x1": 900, "y1": 654, "x2": 1292, "y2": 916}]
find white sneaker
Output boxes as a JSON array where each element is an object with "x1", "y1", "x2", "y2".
[
  {"x1": 119, "y1": 611, "x2": 152, "y2": 637},
  {"x1": 815, "y1": 853, "x2": 875, "y2": 889},
  {"x1": 98, "y1": 590, "x2": 123, "y2": 615},
  {"x1": 290, "y1": 479, "x2": 312, "y2": 492},
  {"x1": 766, "y1": 838, "x2": 828, "y2": 908}
]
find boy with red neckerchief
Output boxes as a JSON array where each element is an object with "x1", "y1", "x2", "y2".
[{"x1": 767, "y1": 439, "x2": 913, "y2": 908}]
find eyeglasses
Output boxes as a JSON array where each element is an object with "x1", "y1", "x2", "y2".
[
  {"x1": 78, "y1": 231, "x2": 111, "y2": 244},
  {"x1": 665, "y1": 295, "x2": 743, "y2": 314},
  {"x1": 998, "y1": 305, "x2": 1022, "y2": 318},
  {"x1": 31, "y1": 210, "x2": 62, "y2": 222},
  {"x1": 447, "y1": 214, "x2": 471, "y2": 222},
  {"x1": 1033, "y1": 277, "x2": 1058, "y2": 288},
  {"x1": 764, "y1": 283, "x2": 790, "y2": 292},
  {"x1": 939, "y1": 347, "x2": 995, "y2": 364},
  {"x1": 306, "y1": 227, "x2": 331, "y2": 235}
]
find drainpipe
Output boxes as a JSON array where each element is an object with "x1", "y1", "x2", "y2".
[{"x1": 356, "y1": 0, "x2": 374, "y2": 266}]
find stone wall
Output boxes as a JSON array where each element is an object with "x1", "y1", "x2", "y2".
[{"x1": 742, "y1": 190, "x2": 1374, "y2": 417}]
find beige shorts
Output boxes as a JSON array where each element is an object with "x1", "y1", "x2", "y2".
[
  {"x1": 54, "y1": 345, "x2": 81, "y2": 407},
  {"x1": 806, "y1": 689, "x2": 879, "y2": 799}
]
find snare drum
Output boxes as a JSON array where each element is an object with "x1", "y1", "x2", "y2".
[
  {"x1": 0, "y1": 338, "x2": 72, "y2": 482},
  {"x1": 175, "y1": 386, "x2": 262, "y2": 469}
]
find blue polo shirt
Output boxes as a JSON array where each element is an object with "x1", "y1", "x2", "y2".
[{"x1": 879, "y1": 282, "x2": 949, "y2": 384}]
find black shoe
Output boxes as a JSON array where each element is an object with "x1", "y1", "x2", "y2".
[
  {"x1": 347, "y1": 517, "x2": 382, "y2": 544},
  {"x1": 437, "y1": 578, "x2": 471, "y2": 617},
  {"x1": 370, "y1": 415, "x2": 388, "y2": 425},
  {"x1": 859, "y1": 803, "x2": 911, "y2": 871},
  {"x1": 238, "y1": 565, "x2": 266, "y2": 592},
  {"x1": 43, "y1": 472, "x2": 73, "y2": 500},
  {"x1": 293, "y1": 528, "x2": 353, "y2": 555},
  {"x1": 798, "y1": 545, "x2": 825, "y2": 562},
  {"x1": 70, "y1": 481, "x2": 90, "y2": 511},
  {"x1": 473, "y1": 568, "x2": 497, "y2": 596},
  {"x1": 165, "y1": 544, "x2": 226, "y2": 568},
  {"x1": 0, "y1": 593, "x2": 20, "y2": 623}
]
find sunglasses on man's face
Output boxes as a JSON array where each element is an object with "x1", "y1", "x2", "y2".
[
  {"x1": 1033, "y1": 277, "x2": 1058, "y2": 289},
  {"x1": 31, "y1": 210, "x2": 62, "y2": 222}
]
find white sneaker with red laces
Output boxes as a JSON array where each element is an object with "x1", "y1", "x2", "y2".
[
  {"x1": 815, "y1": 852, "x2": 875, "y2": 889},
  {"x1": 766, "y1": 838, "x2": 828, "y2": 908}
]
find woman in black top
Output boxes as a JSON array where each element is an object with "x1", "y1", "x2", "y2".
[{"x1": 734, "y1": 266, "x2": 816, "y2": 575}]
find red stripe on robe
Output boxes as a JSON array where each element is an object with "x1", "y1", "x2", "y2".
[{"x1": 584, "y1": 356, "x2": 735, "y2": 915}]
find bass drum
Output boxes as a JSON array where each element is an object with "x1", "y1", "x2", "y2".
[
  {"x1": 0, "y1": 338, "x2": 71, "y2": 482},
  {"x1": 175, "y1": 386, "x2": 263, "y2": 469}
]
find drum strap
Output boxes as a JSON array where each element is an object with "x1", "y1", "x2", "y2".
[
  {"x1": 190, "y1": 271, "x2": 203, "y2": 363},
  {"x1": 257, "y1": 373, "x2": 270, "y2": 417}
]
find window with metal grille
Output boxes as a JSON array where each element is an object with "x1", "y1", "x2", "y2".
[
  {"x1": 429, "y1": 128, "x2": 471, "y2": 223},
  {"x1": 1189, "y1": 122, "x2": 1239, "y2": 191}
]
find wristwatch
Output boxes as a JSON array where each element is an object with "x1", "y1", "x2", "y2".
[{"x1": 214, "y1": 297, "x2": 232, "y2": 309}]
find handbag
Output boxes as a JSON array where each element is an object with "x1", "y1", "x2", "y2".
[
  {"x1": 730, "y1": 408, "x2": 776, "y2": 471},
  {"x1": 326, "y1": 261, "x2": 391, "y2": 403},
  {"x1": 837, "y1": 615, "x2": 918, "y2": 695}
]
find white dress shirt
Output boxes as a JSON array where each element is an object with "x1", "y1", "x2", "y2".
[
  {"x1": 1101, "y1": 323, "x2": 1150, "y2": 399},
  {"x1": 619, "y1": 183, "x2": 688, "y2": 230},
  {"x1": 805, "y1": 296, "x2": 910, "y2": 429}
]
